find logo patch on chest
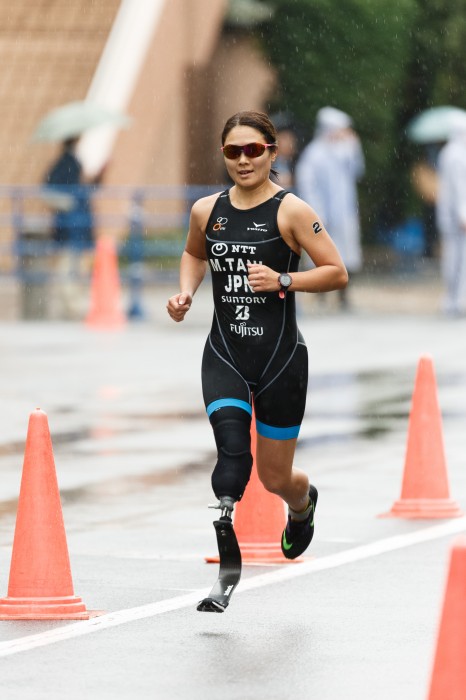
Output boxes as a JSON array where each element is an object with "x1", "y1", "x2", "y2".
[
  {"x1": 213, "y1": 217, "x2": 228, "y2": 232},
  {"x1": 247, "y1": 221, "x2": 268, "y2": 232}
]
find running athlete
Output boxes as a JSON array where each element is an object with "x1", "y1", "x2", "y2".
[{"x1": 167, "y1": 111, "x2": 348, "y2": 561}]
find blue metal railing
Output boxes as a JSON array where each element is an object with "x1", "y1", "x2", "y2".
[
  {"x1": 0, "y1": 183, "x2": 224, "y2": 318},
  {"x1": 0, "y1": 183, "x2": 222, "y2": 238}
]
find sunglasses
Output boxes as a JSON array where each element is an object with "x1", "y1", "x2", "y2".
[{"x1": 221, "y1": 142, "x2": 276, "y2": 159}]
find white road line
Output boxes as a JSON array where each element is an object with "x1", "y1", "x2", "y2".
[{"x1": 0, "y1": 517, "x2": 465, "y2": 658}]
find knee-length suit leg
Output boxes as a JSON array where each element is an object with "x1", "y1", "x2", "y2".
[{"x1": 201, "y1": 337, "x2": 253, "y2": 500}]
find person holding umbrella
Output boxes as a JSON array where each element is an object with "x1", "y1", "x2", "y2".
[
  {"x1": 42, "y1": 136, "x2": 102, "y2": 319},
  {"x1": 295, "y1": 107, "x2": 365, "y2": 310},
  {"x1": 407, "y1": 105, "x2": 466, "y2": 260},
  {"x1": 44, "y1": 137, "x2": 98, "y2": 249},
  {"x1": 34, "y1": 101, "x2": 128, "y2": 318}
]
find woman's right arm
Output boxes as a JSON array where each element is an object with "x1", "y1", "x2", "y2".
[
  {"x1": 166, "y1": 195, "x2": 217, "y2": 322},
  {"x1": 166, "y1": 251, "x2": 207, "y2": 322}
]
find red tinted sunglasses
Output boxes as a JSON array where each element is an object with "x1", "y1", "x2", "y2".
[{"x1": 221, "y1": 142, "x2": 276, "y2": 159}]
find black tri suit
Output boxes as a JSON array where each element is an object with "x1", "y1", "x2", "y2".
[{"x1": 202, "y1": 189, "x2": 308, "y2": 442}]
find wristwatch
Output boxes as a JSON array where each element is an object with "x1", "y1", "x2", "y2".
[
  {"x1": 278, "y1": 272, "x2": 292, "y2": 298},
  {"x1": 278, "y1": 272, "x2": 292, "y2": 291}
]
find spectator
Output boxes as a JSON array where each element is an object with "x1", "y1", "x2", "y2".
[
  {"x1": 295, "y1": 107, "x2": 365, "y2": 309},
  {"x1": 435, "y1": 114, "x2": 466, "y2": 316},
  {"x1": 43, "y1": 138, "x2": 103, "y2": 318},
  {"x1": 274, "y1": 127, "x2": 298, "y2": 190},
  {"x1": 410, "y1": 145, "x2": 441, "y2": 258}
]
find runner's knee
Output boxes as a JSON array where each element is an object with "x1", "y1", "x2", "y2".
[{"x1": 258, "y1": 469, "x2": 288, "y2": 496}]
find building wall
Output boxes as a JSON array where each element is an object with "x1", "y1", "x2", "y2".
[
  {"x1": 0, "y1": 1, "x2": 276, "y2": 188},
  {"x1": 105, "y1": 0, "x2": 229, "y2": 188},
  {"x1": 95, "y1": 2, "x2": 276, "y2": 236},
  {"x1": 187, "y1": 32, "x2": 277, "y2": 185},
  {"x1": 0, "y1": 1, "x2": 277, "y2": 253},
  {"x1": 0, "y1": 0, "x2": 121, "y2": 185}
]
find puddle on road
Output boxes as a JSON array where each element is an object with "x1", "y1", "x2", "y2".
[
  {"x1": 0, "y1": 454, "x2": 214, "y2": 520},
  {"x1": 305, "y1": 367, "x2": 466, "y2": 446},
  {"x1": 62, "y1": 456, "x2": 213, "y2": 506},
  {"x1": 0, "y1": 409, "x2": 211, "y2": 520},
  {"x1": 0, "y1": 409, "x2": 206, "y2": 459},
  {"x1": 303, "y1": 368, "x2": 410, "y2": 445},
  {"x1": 0, "y1": 429, "x2": 92, "y2": 458},
  {"x1": 1, "y1": 368, "x2": 465, "y2": 517}
]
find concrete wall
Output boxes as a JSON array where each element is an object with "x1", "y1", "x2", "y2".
[
  {"x1": 105, "y1": 0, "x2": 229, "y2": 188},
  {"x1": 0, "y1": 1, "x2": 277, "y2": 253},
  {"x1": 187, "y1": 31, "x2": 277, "y2": 185},
  {"x1": 0, "y1": 0, "x2": 276, "y2": 189},
  {"x1": 0, "y1": 0, "x2": 121, "y2": 185}
]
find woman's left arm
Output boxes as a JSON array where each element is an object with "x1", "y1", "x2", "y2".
[{"x1": 247, "y1": 194, "x2": 348, "y2": 294}]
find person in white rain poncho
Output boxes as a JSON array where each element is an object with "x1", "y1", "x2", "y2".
[
  {"x1": 295, "y1": 107, "x2": 365, "y2": 308},
  {"x1": 435, "y1": 113, "x2": 466, "y2": 316}
]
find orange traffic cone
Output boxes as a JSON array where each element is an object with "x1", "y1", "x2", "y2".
[
  {"x1": 0, "y1": 409, "x2": 99, "y2": 619},
  {"x1": 427, "y1": 538, "x2": 466, "y2": 699},
  {"x1": 207, "y1": 411, "x2": 302, "y2": 564},
  {"x1": 86, "y1": 235, "x2": 125, "y2": 329},
  {"x1": 380, "y1": 355, "x2": 462, "y2": 519}
]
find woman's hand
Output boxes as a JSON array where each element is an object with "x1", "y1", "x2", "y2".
[
  {"x1": 247, "y1": 263, "x2": 280, "y2": 293},
  {"x1": 167, "y1": 292, "x2": 193, "y2": 322}
]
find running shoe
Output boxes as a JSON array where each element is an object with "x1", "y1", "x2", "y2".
[{"x1": 281, "y1": 484, "x2": 318, "y2": 559}]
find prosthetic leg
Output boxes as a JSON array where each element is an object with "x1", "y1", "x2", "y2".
[
  {"x1": 197, "y1": 407, "x2": 252, "y2": 612},
  {"x1": 197, "y1": 497, "x2": 242, "y2": 613}
]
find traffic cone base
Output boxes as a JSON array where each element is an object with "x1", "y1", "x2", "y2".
[
  {"x1": 206, "y1": 543, "x2": 304, "y2": 565},
  {"x1": 0, "y1": 595, "x2": 100, "y2": 620},
  {"x1": 380, "y1": 497, "x2": 463, "y2": 519},
  {"x1": 239, "y1": 542, "x2": 303, "y2": 563}
]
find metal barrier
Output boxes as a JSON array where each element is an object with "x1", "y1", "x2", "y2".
[{"x1": 0, "y1": 184, "x2": 222, "y2": 319}]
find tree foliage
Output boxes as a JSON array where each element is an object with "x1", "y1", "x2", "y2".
[{"x1": 258, "y1": 0, "x2": 466, "y2": 238}]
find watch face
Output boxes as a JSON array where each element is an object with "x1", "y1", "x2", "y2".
[{"x1": 279, "y1": 273, "x2": 292, "y2": 287}]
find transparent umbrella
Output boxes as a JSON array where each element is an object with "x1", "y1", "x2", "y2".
[
  {"x1": 406, "y1": 106, "x2": 466, "y2": 143},
  {"x1": 32, "y1": 101, "x2": 130, "y2": 142}
]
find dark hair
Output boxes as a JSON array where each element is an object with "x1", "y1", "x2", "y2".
[{"x1": 221, "y1": 111, "x2": 279, "y2": 180}]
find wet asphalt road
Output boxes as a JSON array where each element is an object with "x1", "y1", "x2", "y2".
[{"x1": 0, "y1": 281, "x2": 466, "y2": 699}]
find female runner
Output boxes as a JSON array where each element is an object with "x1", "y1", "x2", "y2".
[{"x1": 167, "y1": 111, "x2": 348, "y2": 559}]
